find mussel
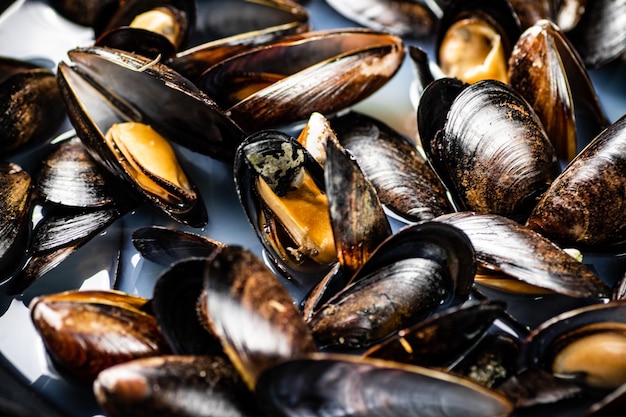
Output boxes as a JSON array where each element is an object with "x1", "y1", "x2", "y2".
[
  {"x1": 435, "y1": 212, "x2": 611, "y2": 298},
  {"x1": 330, "y1": 111, "x2": 454, "y2": 223},
  {"x1": 521, "y1": 301, "x2": 626, "y2": 391},
  {"x1": 199, "y1": 245, "x2": 318, "y2": 389},
  {"x1": 508, "y1": 19, "x2": 609, "y2": 161},
  {"x1": 29, "y1": 290, "x2": 171, "y2": 381},
  {"x1": 435, "y1": 0, "x2": 521, "y2": 84},
  {"x1": 56, "y1": 46, "x2": 246, "y2": 226},
  {"x1": 170, "y1": 0, "x2": 310, "y2": 83},
  {"x1": 94, "y1": 355, "x2": 259, "y2": 417},
  {"x1": 197, "y1": 28, "x2": 405, "y2": 132},
  {"x1": 256, "y1": 353, "x2": 514, "y2": 417},
  {"x1": 306, "y1": 221, "x2": 476, "y2": 349},
  {"x1": 324, "y1": 0, "x2": 442, "y2": 38},
  {"x1": 418, "y1": 78, "x2": 560, "y2": 219},
  {"x1": 526, "y1": 113, "x2": 626, "y2": 250},
  {"x1": 0, "y1": 56, "x2": 66, "y2": 155},
  {"x1": 0, "y1": 161, "x2": 32, "y2": 284}
]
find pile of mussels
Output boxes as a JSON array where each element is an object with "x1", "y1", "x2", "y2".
[{"x1": 2, "y1": 0, "x2": 626, "y2": 416}]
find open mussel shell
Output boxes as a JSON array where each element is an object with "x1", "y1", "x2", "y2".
[
  {"x1": 58, "y1": 46, "x2": 245, "y2": 163},
  {"x1": 152, "y1": 257, "x2": 223, "y2": 355},
  {"x1": 436, "y1": 212, "x2": 611, "y2": 299},
  {"x1": 526, "y1": 113, "x2": 626, "y2": 250},
  {"x1": 256, "y1": 353, "x2": 514, "y2": 417},
  {"x1": 95, "y1": 26, "x2": 178, "y2": 61},
  {"x1": 50, "y1": 0, "x2": 120, "y2": 28},
  {"x1": 0, "y1": 57, "x2": 66, "y2": 155},
  {"x1": 197, "y1": 28, "x2": 405, "y2": 132},
  {"x1": 566, "y1": 0, "x2": 626, "y2": 68},
  {"x1": 508, "y1": 19, "x2": 609, "y2": 161},
  {"x1": 363, "y1": 299, "x2": 506, "y2": 369},
  {"x1": 330, "y1": 111, "x2": 453, "y2": 223},
  {"x1": 234, "y1": 130, "x2": 334, "y2": 280},
  {"x1": 520, "y1": 301, "x2": 626, "y2": 391},
  {"x1": 418, "y1": 78, "x2": 560, "y2": 219},
  {"x1": 94, "y1": 355, "x2": 259, "y2": 417},
  {"x1": 324, "y1": 0, "x2": 441, "y2": 38},
  {"x1": 171, "y1": 0, "x2": 310, "y2": 83},
  {"x1": 95, "y1": 0, "x2": 196, "y2": 47},
  {"x1": 0, "y1": 161, "x2": 32, "y2": 284},
  {"x1": 200, "y1": 245, "x2": 318, "y2": 390},
  {"x1": 435, "y1": 0, "x2": 521, "y2": 84},
  {"x1": 29, "y1": 290, "x2": 171, "y2": 382},
  {"x1": 57, "y1": 46, "x2": 243, "y2": 226},
  {"x1": 307, "y1": 221, "x2": 476, "y2": 349}
]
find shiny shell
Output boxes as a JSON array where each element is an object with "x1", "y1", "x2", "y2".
[
  {"x1": 94, "y1": 355, "x2": 258, "y2": 417},
  {"x1": 418, "y1": 78, "x2": 560, "y2": 219},
  {"x1": 197, "y1": 28, "x2": 405, "y2": 132},
  {"x1": 256, "y1": 353, "x2": 514, "y2": 417},
  {"x1": 29, "y1": 290, "x2": 171, "y2": 381},
  {"x1": 526, "y1": 114, "x2": 626, "y2": 249},
  {"x1": 200, "y1": 245, "x2": 318, "y2": 389},
  {"x1": 436, "y1": 212, "x2": 611, "y2": 298}
]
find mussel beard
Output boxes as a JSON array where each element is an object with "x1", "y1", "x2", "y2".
[{"x1": 104, "y1": 122, "x2": 196, "y2": 209}]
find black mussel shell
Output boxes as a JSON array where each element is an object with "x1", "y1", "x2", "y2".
[
  {"x1": 307, "y1": 221, "x2": 476, "y2": 349},
  {"x1": 256, "y1": 353, "x2": 514, "y2": 417},
  {"x1": 435, "y1": 0, "x2": 521, "y2": 84},
  {"x1": 95, "y1": 27, "x2": 177, "y2": 61},
  {"x1": 508, "y1": 19, "x2": 609, "y2": 161},
  {"x1": 29, "y1": 290, "x2": 171, "y2": 382},
  {"x1": 331, "y1": 111, "x2": 453, "y2": 223},
  {"x1": 171, "y1": 0, "x2": 310, "y2": 83},
  {"x1": 520, "y1": 301, "x2": 626, "y2": 391},
  {"x1": 363, "y1": 300, "x2": 506, "y2": 369},
  {"x1": 566, "y1": 0, "x2": 626, "y2": 68},
  {"x1": 325, "y1": 0, "x2": 441, "y2": 38},
  {"x1": 200, "y1": 246, "x2": 318, "y2": 390},
  {"x1": 436, "y1": 212, "x2": 611, "y2": 299},
  {"x1": 35, "y1": 137, "x2": 128, "y2": 208},
  {"x1": 197, "y1": 28, "x2": 405, "y2": 132},
  {"x1": 324, "y1": 133, "x2": 392, "y2": 280},
  {"x1": 95, "y1": 0, "x2": 196, "y2": 48},
  {"x1": 526, "y1": 114, "x2": 626, "y2": 250},
  {"x1": 0, "y1": 57, "x2": 66, "y2": 155},
  {"x1": 94, "y1": 355, "x2": 259, "y2": 417},
  {"x1": 419, "y1": 78, "x2": 560, "y2": 219},
  {"x1": 234, "y1": 130, "x2": 333, "y2": 281},
  {"x1": 50, "y1": 0, "x2": 120, "y2": 28},
  {"x1": 152, "y1": 258, "x2": 223, "y2": 355},
  {"x1": 132, "y1": 226, "x2": 225, "y2": 267},
  {"x1": 0, "y1": 161, "x2": 32, "y2": 284}
]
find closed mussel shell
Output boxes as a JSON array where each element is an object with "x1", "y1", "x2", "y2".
[
  {"x1": 508, "y1": 19, "x2": 609, "y2": 162},
  {"x1": 29, "y1": 290, "x2": 171, "y2": 382},
  {"x1": 419, "y1": 78, "x2": 560, "y2": 219},
  {"x1": 200, "y1": 245, "x2": 318, "y2": 390},
  {"x1": 256, "y1": 353, "x2": 514, "y2": 417},
  {"x1": 94, "y1": 355, "x2": 259, "y2": 417},
  {"x1": 197, "y1": 28, "x2": 405, "y2": 132},
  {"x1": 0, "y1": 57, "x2": 66, "y2": 155},
  {"x1": 436, "y1": 212, "x2": 611, "y2": 299},
  {"x1": 0, "y1": 161, "x2": 32, "y2": 284},
  {"x1": 526, "y1": 114, "x2": 626, "y2": 250}
]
